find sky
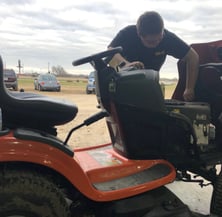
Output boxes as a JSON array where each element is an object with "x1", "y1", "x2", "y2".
[{"x1": 0, "y1": 0, "x2": 222, "y2": 78}]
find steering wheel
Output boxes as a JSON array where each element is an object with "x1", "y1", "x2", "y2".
[{"x1": 72, "y1": 46, "x2": 122, "y2": 66}]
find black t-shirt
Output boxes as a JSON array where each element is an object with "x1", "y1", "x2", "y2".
[{"x1": 108, "y1": 25, "x2": 190, "y2": 71}]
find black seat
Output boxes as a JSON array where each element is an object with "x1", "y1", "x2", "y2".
[{"x1": 0, "y1": 56, "x2": 78, "y2": 134}]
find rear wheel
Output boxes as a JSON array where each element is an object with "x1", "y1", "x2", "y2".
[
  {"x1": 210, "y1": 169, "x2": 222, "y2": 216},
  {"x1": 0, "y1": 169, "x2": 71, "y2": 217}
]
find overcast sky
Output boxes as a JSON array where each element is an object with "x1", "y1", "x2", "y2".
[{"x1": 0, "y1": 0, "x2": 222, "y2": 78}]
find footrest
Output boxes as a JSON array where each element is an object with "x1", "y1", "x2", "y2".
[{"x1": 93, "y1": 163, "x2": 172, "y2": 191}]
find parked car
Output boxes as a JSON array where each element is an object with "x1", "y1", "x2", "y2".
[
  {"x1": 3, "y1": 69, "x2": 18, "y2": 91},
  {"x1": 86, "y1": 71, "x2": 95, "y2": 94},
  {"x1": 34, "y1": 73, "x2": 61, "y2": 92}
]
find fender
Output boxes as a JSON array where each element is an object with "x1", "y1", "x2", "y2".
[{"x1": 0, "y1": 128, "x2": 176, "y2": 202}]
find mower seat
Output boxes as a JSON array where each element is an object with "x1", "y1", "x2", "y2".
[{"x1": 0, "y1": 56, "x2": 78, "y2": 134}]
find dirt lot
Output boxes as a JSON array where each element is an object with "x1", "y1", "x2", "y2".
[{"x1": 56, "y1": 93, "x2": 110, "y2": 149}]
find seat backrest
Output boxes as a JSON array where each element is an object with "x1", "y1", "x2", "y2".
[{"x1": 172, "y1": 40, "x2": 222, "y2": 100}]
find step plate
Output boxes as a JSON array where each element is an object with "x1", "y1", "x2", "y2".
[{"x1": 93, "y1": 163, "x2": 171, "y2": 191}]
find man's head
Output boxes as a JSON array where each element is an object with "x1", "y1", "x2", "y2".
[{"x1": 137, "y1": 11, "x2": 164, "y2": 48}]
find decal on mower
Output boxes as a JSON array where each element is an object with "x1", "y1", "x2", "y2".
[{"x1": 87, "y1": 148, "x2": 122, "y2": 166}]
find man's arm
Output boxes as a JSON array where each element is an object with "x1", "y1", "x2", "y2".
[
  {"x1": 181, "y1": 47, "x2": 199, "y2": 101},
  {"x1": 108, "y1": 47, "x2": 129, "y2": 68}
]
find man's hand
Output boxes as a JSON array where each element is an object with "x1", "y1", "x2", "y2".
[
  {"x1": 108, "y1": 48, "x2": 145, "y2": 70},
  {"x1": 124, "y1": 61, "x2": 144, "y2": 69},
  {"x1": 183, "y1": 88, "x2": 195, "y2": 101}
]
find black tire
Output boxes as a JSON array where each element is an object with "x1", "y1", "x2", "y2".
[
  {"x1": 210, "y1": 169, "x2": 222, "y2": 216},
  {"x1": 0, "y1": 169, "x2": 71, "y2": 217},
  {"x1": 13, "y1": 85, "x2": 18, "y2": 91},
  {"x1": 38, "y1": 84, "x2": 43, "y2": 91},
  {"x1": 86, "y1": 87, "x2": 91, "y2": 94}
]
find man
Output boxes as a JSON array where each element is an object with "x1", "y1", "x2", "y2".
[{"x1": 108, "y1": 11, "x2": 199, "y2": 101}]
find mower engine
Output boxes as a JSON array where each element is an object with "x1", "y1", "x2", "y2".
[{"x1": 166, "y1": 101, "x2": 215, "y2": 151}]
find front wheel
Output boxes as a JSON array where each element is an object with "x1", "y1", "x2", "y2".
[
  {"x1": 0, "y1": 169, "x2": 71, "y2": 217},
  {"x1": 210, "y1": 169, "x2": 222, "y2": 216}
]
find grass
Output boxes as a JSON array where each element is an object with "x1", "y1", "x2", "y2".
[{"x1": 17, "y1": 75, "x2": 176, "y2": 98}]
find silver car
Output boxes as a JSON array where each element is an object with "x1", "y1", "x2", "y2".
[{"x1": 34, "y1": 73, "x2": 61, "y2": 92}]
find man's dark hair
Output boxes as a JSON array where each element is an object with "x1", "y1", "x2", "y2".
[{"x1": 136, "y1": 11, "x2": 164, "y2": 36}]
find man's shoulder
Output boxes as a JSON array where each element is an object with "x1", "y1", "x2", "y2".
[
  {"x1": 120, "y1": 25, "x2": 137, "y2": 33},
  {"x1": 162, "y1": 29, "x2": 190, "y2": 57},
  {"x1": 163, "y1": 29, "x2": 177, "y2": 39},
  {"x1": 163, "y1": 29, "x2": 188, "y2": 44}
]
